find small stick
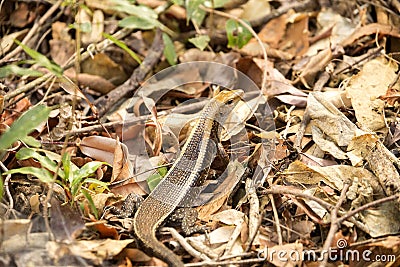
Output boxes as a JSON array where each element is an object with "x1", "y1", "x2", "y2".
[
  {"x1": 319, "y1": 182, "x2": 350, "y2": 267},
  {"x1": 94, "y1": 29, "x2": 164, "y2": 117},
  {"x1": 162, "y1": 227, "x2": 212, "y2": 262},
  {"x1": 0, "y1": 0, "x2": 63, "y2": 64},
  {"x1": 0, "y1": 161, "x2": 13, "y2": 219}
]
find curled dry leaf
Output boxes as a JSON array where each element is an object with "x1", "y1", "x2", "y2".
[
  {"x1": 294, "y1": 47, "x2": 333, "y2": 88},
  {"x1": 196, "y1": 160, "x2": 245, "y2": 220},
  {"x1": 0, "y1": 29, "x2": 28, "y2": 55}
]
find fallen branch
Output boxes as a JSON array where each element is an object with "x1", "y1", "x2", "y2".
[{"x1": 94, "y1": 29, "x2": 164, "y2": 117}]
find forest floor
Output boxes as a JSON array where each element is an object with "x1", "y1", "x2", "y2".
[{"x1": 1, "y1": 0, "x2": 400, "y2": 266}]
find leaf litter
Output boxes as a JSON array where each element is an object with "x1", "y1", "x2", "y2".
[{"x1": 1, "y1": 0, "x2": 400, "y2": 266}]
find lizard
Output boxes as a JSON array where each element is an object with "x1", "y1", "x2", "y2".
[{"x1": 133, "y1": 89, "x2": 244, "y2": 267}]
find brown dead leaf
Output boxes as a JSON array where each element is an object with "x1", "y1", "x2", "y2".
[
  {"x1": 110, "y1": 182, "x2": 147, "y2": 198},
  {"x1": 80, "y1": 136, "x2": 118, "y2": 164},
  {"x1": 308, "y1": 8, "x2": 356, "y2": 54},
  {"x1": 307, "y1": 92, "x2": 358, "y2": 147},
  {"x1": 240, "y1": 0, "x2": 271, "y2": 22},
  {"x1": 76, "y1": 73, "x2": 116, "y2": 94},
  {"x1": 346, "y1": 56, "x2": 397, "y2": 132},
  {"x1": 281, "y1": 13, "x2": 309, "y2": 57},
  {"x1": 0, "y1": 219, "x2": 31, "y2": 241},
  {"x1": 379, "y1": 87, "x2": 400, "y2": 106},
  {"x1": 258, "y1": 14, "x2": 287, "y2": 48},
  {"x1": 284, "y1": 160, "x2": 343, "y2": 190},
  {"x1": 111, "y1": 137, "x2": 133, "y2": 183},
  {"x1": 208, "y1": 225, "x2": 236, "y2": 245},
  {"x1": 81, "y1": 53, "x2": 128, "y2": 87},
  {"x1": 240, "y1": 40, "x2": 293, "y2": 60},
  {"x1": 1, "y1": 97, "x2": 30, "y2": 126},
  {"x1": 295, "y1": 47, "x2": 333, "y2": 88},
  {"x1": 196, "y1": 161, "x2": 245, "y2": 220},
  {"x1": 366, "y1": 142, "x2": 400, "y2": 197},
  {"x1": 0, "y1": 29, "x2": 28, "y2": 55},
  {"x1": 10, "y1": 2, "x2": 40, "y2": 28},
  {"x1": 91, "y1": 220, "x2": 119, "y2": 239},
  {"x1": 360, "y1": 201, "x2": 400, "y2": 237},
  {"x1": 311, "y1": 125, "x2": 348, "y2": 160},
  {"x1": 50, "y1": 22, "x2": 75, "y2": 76},
  {"x1": 341, "y1": 23, "x2": 400, "y2": 47},
  {"x1": 265, "y1": 242, "x2": 303, "y2": 267},
  {"x1": 48, "y1": 239, "x2": 134, "y2": 265}
]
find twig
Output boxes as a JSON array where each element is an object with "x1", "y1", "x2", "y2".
[
  {"x1": 262, "y1": 185, "x2": 371, "y2": 234},
  {"x1": 65, "y1": 90, "x2": 261, "y2": 136},
  {"x1": 261, "y1": 185, "x2": 334, "y2": 211},
  {"x1": 249, "y1": 0, "x2": 318, "y2": 27},
  {"x1": 245, "y1": 179, "x2": 262, "y2": 251},
  {"x1": 319, "y1": 182, "x2": 350, "y2": 267},
  {"x1": 162, "y1": 227, "x2": 212, "y2": 261},
  {"x1": 4, "y1": 73, "x2": 52, "y2": 101},
  {"x1": 0, "y1": 161, "x2": 13, "y2": 219},
  {"x1": 63, "y1": 92, "x2": 207, "y2": 136},
  {"x1": 94, "y1": 29, "x2": 164, "y2": 117},
  {"x1": 337, "y1": 194, "x2": 399, "y2": 225},
  {"x1": 269, "y1": 193, "x2": 283, "y2": 245},
  {"x1": 4, "y1": 28, "x2": 133, "y2": 102},
  {"x1": 0, "y1": 0, "x2": 63, "y2": 64}
]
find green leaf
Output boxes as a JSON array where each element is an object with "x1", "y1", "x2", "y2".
[
  {"x1": 186, "y1": 0, "x2": 206, "y2": 25},
  {"x1": 103, "y1": 33, "x2": 142, "y2": 64},
  {"x1": 81, "y1": 188, "x2": 98, "y2": 219},
  {"x1": 114, "y1": 2, "x2": 160, "y2": 30},
  {"x1": 37, "y1": 148, "x2": 79, "y2": 172},
  {"x1": 162, "y1": 33, "x2": 177, "y2": 65},
  {"x1": 204, "y1": 0, "x2": 230, "y2": 8},
  {"x1": 69, "y1": 22, "x2": 92, "y2": 33},
  {"x1": 73, "y1": 161, "x2": 105, "y2": 182},
  {"x1": 62, "y1": 152, "x2": 72, "y2": 183},
  {"x1": 119, "y1": 16, "x2": 158, "y2": 30},
  {"x1": 225, "y1": 19, "x2": 252, "y2": 49},
  {"x1": 0, "y1": 105, "x2": 51, "y2": 151},
  {"x1": 84, "y1": 178, "x2": 109, "y2": 192},
  {"x1": 115, "y1": 2, "x2": 158, "y2": 19},
  {"x1": 147, "y1": 166, "x2": 168, "y2": 191},
  {"x1": 4, "y1": 167, "x2": 54, "y2": 183},
  {"x1": 16, "y1": 148, "x2": 65, "y2": 179},
  {"x1": 171, "y1": 0, "x2": 183, "y2": 5},
  {"x1": 14, "y1": 40, "x2": 63, "y2": 77},
  {"x1": 0, "y1": 64, "x2": 43, "y2": 78},
  {"x1": 188, "y1": 35, "x2": 210, "y2": 51},
  {"x1": 20, "y1": 135, "x2": 41, "y2": 147}
]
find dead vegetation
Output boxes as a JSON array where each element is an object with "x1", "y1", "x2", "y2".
[{"x1": 1, "y1": 0, "x2": 400, "y2": 266}]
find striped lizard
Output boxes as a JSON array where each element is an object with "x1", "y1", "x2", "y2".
[{"x1": 133, "y1": 89, "x2": 244, "y2": 267}]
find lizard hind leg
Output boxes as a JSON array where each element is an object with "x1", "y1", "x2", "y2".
[{"x1": 170, "y1": 207, "x2": 206, "y2": 236}]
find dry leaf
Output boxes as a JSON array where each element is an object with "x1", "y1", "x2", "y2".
[{"x1": 346, "y1": 56, "x2": 397, "y2": 132}]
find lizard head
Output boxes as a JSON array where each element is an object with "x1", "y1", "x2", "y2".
[
  {"x1": 214, "y1": 89, "x2": 244, "y2": 106},
  {"x1": 213, "y1": 89, "x2": 244, "y2": 122}
]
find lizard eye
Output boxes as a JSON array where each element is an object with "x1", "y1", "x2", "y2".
[{"x1": 226, "y1": 99, "x2": 234, "y2": 105}]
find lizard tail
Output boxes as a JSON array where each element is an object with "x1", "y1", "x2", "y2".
[{"x1": 133, "y1": 196, "x2": 185, "y2": 267}]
